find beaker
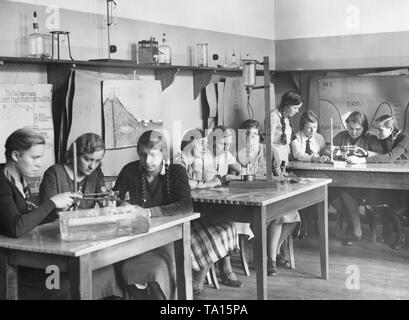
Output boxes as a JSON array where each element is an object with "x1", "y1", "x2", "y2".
[
  {"x1": 242, "y1": 59, "x2": 258, "y2": 87},
  {"x1": 196, "y1": 43, "x2": 208, "y2": 67}
]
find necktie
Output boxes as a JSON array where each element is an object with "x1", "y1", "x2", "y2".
[
  {"x1": 22, "y1": 178, "x2": 38, "y2": 211},
  {"x1": 21, "y1": 178, "x2": 30, "y2": 199},
  {"x1": 305, "y1": 138, "x2": 313, "y2": 155}
]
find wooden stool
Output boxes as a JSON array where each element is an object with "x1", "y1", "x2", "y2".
[
  {"x1": 240, "y1": 233, "x2": 295, "y2": 274},
  {"x1": 205, "y1": 263, "x2": 220, "y2": 289},
  {"x1": 239, "y1": 234, "x2": 251, "y2": 276},
  {"x1": 206, "y1": 233, "x2": 295, "y2": 289}
]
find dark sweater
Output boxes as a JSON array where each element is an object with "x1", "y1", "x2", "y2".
[
  {"x1": 367, "y1": 133, "x2": 409, "y2": 163},
  {"x1": 333, "y1": 130, "x2": 383, "y2": 153},
  {"x1": 113, "y1": 161, "x2": 193, "y2": 217},
  {"x1": 39, "y1": 164, "x2": 105, "y2": 222},
  {"x1": 0, "y1": 164, "x2": 56, "y2": 238}
]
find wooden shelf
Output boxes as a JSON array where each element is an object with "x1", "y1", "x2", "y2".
[
  {"x1": 0, "y1": 56, "x2": 271, "y2": 97},
  {"x1": 274, "y1": 65, "x2": 409, "y2": 74}
]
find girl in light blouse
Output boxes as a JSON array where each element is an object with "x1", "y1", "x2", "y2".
[
  {"x1": 267, "y1": 91, "x2": 302, "y2": 275},
  {"x1": 291, "y1": 111, "x2": 329, "y2": 163},
  {"x1": 178, "y1": 127, "x2": 244, "y2": 297}
]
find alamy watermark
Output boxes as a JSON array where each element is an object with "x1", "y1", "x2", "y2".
[{"x1": 345, "y1": 264, "x2": 360, "y2": 290}]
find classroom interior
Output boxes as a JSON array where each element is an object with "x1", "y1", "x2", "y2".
[{"x1": 0, "y1": 0, "x2": 409, "y2": 300}]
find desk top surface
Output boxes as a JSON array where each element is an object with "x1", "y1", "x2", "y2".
[
  {"x1": 0, "y1": 212, "x2": 200, "y2": 257},
  {"x1": 288, "y1": 161, "x2": 409, "y2": 173},
  {"x1": 191, "y1": 178, "x2": 331, "y2": 207}
]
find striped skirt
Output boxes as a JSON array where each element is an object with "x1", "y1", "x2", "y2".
[{"x1": 191, "y1": 219, "x2": 239, "y2": 271}]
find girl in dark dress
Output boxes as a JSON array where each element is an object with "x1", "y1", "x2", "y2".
[
  {"x1": 347, "y1": 115, "x2": 409, "y2": 249},
  {"x1": 330, "y1": 111, "x2": 383, "y2": 245},
  {"x1": 40, "y1": 133, "x2": 124, "y2": 299},
  {"x1": 0, "y1": 128, "x2": 80, "y2": 299}
]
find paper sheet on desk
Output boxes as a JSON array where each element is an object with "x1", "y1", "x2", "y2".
[{"x1": 350, "y1": 163, "x2": 367, "y2": 168}]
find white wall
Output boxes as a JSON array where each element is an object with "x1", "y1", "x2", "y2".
[
  {"x1": 276, "y1": 0, "x2": 409, "y2": 40},
  {"x1": 0, "y1": 0, "x2": 275, "y2": 65},
  {"x1": 6, "y1": 0, "x2": 275, "y2": 40},
  {"x1": 0, "y1": 0, "x2": 274, "y2": 161}
]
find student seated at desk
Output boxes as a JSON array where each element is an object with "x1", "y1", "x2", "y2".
[
  {"x1": 177, "y1": 127, "x2": 244, "y2": 297},
  {"x1": 291, "y1": 111, "x2": 329, "y2": 238},
  {"x1": 40, "y1": 133, "x2": 152, "y2": 300},
  {"x1": 0, "y1": 129, "x2": 75, "y2": 237},
  {"x1": 237, "y1": 119, "x2": 295, "y2": 271},
  {"x1": 347, "y1": 115, "x2": 409, "y2": 249},
  {"x1": 113, "y1": 130, "x2": 193, "y2": 300},
  {"x1": 237, "y1": 120, "x2": 267, "y2": 177},
  {"x1": 0, "y1": 129, "x2": 108, "y2": 299},
  {"x1": 291, "y1": 111, "x2": 329, "y2": 163},
  {"x1": 330, "y1": 111, "x2": 383, "y2": 246},
  {"x1": 269, "y1": 91, "x2": 302, "y2": 276}
]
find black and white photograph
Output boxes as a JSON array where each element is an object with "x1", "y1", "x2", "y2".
[{"x1": 0, "y1": 0, "x2": 408, "y2": 304}]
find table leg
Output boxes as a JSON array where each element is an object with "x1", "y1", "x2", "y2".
[
  {"x1": 68, "y1": 254, "x2": 93, "y2": 300},
  {"x1": 253, "y1": 207, "x2": 267, "y2": 300},
  {"x1": 174, "y1": 221, "x2": 193, "y2": 300},
  {"x1": 0, "y1": 248, "x2": 18, "y2": 300},
  {"x1": 317, "y1": 185, "x2": 329, "y2": 280}
]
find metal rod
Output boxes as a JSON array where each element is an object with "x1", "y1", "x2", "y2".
[
  {"x1": 73, "y1": 142, "x2": 78, "y2": 192},
  {"x1": 330, "y1": 118, "x2": 334, "y2": 162},
  {"x1": 67, "y1": 33, "x2": 73, "y2": 60},
  {"x1": 51, "y1": 33, "x2": 54, "y2": 59},
  {"x1": 263, "y1": 56, "x2": 273, "y2": 182},
  {"x1": 106, "y1": 0, "x2": 117, "y2": 60},
  {"x1": 57, "y1": 33, "x2": 60, "y2": 59}
]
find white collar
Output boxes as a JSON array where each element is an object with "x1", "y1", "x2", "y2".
[{"x1": 300, "y1": 131, "x2": 313, "y2": 140}]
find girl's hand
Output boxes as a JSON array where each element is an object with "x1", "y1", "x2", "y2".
[
  {"x1": 318, "y1": 155, "x2": 330, "y2": 163},
  {"x1": 345, "y1": 155, "x2": 367, "y2": 164},
  {"x1": 120, "y1": 201, "x2": 132, "y2": 206},
  {"x1": 50, "y1": 192, "x2": 80, "y2": 209},
  {"x1": 208, "y1": 178, "x2": 222, "y2": 188}
]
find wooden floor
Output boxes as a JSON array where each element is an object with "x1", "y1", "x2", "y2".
[{"x1": 206, "y1": 222, "x2": 409, "y2": 300}]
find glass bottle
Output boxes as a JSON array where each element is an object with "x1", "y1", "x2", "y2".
[
  {"x1": 28, "y1": 11, "x2": 44, "y2": 58},
  {"x1": 158, "y1": 33, "x2": 172, "y2": 65},
  {"x1": 230, "y1": 49, "x2": 238, "y2": 68}
]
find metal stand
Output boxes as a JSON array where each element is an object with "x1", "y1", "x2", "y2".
[
  {"x1": 50, "y1": 31, "x2": 73, "y2": 60},
  {"x1": 230, "y1": 56, "x2": 275, "y2": 189}
]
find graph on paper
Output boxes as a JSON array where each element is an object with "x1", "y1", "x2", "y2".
[{"x1": 316, "y1": 76, "x2": 409, "y2": 143}]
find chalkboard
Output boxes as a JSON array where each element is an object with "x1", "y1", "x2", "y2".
[{"x1": 315, "y1": 76, "x2": 409, "y2": 142}]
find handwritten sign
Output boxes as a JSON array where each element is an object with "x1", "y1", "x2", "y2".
[{"x1": 0, "y1": 84, "x2": 55, "y2": 192}]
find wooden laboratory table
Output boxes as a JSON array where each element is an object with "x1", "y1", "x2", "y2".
[
  {"x1": 288, "y1": 161, "x2": 409, "y2": 190},
  {"x1": 0, "y1": 213, "x2": 200, "y2": 300},
  {"x1": 191, "y1": 178, "x2": 332, "y2": 300}
]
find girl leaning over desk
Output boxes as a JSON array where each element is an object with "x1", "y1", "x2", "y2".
[
  {"x1": 0, "y1": 129, "x2": 82, "y2": 299},
  {"x1": 268, "y1": 90, "x2": 302, "y2": 276},
  {"x1": 39, "y1": 133, "x2": 125, "y2": 299},
  {"x1": 329, "y1": 111, "x2": 383, "y2": 246},
  {"x1": 178, "y1": 127, "x2": 245, "y2": 298},
  {"x1": 347, "y1": 115, "x2": 409, "y2": 249}
]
